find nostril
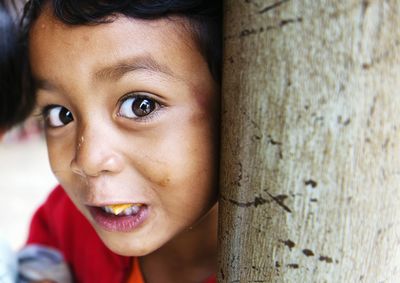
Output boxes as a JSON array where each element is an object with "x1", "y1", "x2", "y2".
[
  {"x1": 70, "y1": 151, "x2": 123, "y2": 177},
  {"x1": 70, "y1": 130, "x2": 124, "y2": 177}
]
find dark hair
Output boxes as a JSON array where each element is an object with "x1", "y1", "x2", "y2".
[
  {"x1": 22, "y1": 0, "x2": 222, "y2": 83},
  {"x1": 0, "y1": 0, "x2": 34, "y2": 129}
]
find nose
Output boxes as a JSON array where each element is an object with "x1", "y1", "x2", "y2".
[{"x1": 70, "y1": 124, "x2": 124, "y2": 177}]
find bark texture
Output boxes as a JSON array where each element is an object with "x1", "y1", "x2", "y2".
[{"x1": 218, "y1": 1, "x2": 400, "y2": 282}]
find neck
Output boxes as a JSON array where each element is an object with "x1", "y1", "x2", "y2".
[{"x1": 140, "y1": 205, "x2": 218, "y2": 283}]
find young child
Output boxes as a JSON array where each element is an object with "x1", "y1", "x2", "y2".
[{"x1": 22, "y1": 0, "x2": 222, "y2": 282}]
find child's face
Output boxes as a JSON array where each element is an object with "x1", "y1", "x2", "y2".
[{"x1": 30, "y1": 8, "x2": 219, "y2": 256}]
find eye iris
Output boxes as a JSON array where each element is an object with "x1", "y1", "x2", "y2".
[
  {"x1": 132, "y1": 98, "x2": 155, "y2": 117},
  {"x1": 60, "y1": 107, "x2": 73, "y2": 124}
]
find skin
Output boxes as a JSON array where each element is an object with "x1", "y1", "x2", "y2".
[{"x1": 30, "y1": 6, "x2": 219, "y2": 283}]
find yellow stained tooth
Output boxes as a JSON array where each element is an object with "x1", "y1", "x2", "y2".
[{"x1": 109, "y1": 204, "x2": 133, "y2": 215}]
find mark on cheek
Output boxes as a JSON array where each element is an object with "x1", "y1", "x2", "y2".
[
  {"x1": 148, "y1": 170, "x2": 170, "y2": 187},
  {"x1": 159, "y1": 176, "x2": 171, "y2": 187},
  {"x1": 141, "y1": 156, "x2": 171, "y2": 187},
  {"x1": 191, "y1": 81, "x2": 219, "y2": 120}
]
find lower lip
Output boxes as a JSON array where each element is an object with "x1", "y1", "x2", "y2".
[{"x1": 89, "y1": 206, "x2": 149, "y2": 232}]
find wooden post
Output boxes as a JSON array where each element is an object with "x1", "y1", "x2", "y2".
[{"x1": 218, "y1": 1, "x2": 400, "y2": 282}]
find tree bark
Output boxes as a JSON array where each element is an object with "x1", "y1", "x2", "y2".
[{"x1": 218, "y1": 1, "x2": 400, "y2": 282}]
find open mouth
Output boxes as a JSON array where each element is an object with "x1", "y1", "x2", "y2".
[
  {"x1": 102, "y1": 203, "x2": 143, "y2": 216},
  {"x1": 89, "y1": 203, "x2": 149, "y2": 232}
]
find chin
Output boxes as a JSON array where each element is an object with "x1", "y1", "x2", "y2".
[{"x1": 95, "y1": 229, "x2": 156, "y2": 257}]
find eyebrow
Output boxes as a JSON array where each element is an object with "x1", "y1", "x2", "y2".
[
  {"x1": 94, "y1": 55, "x2": 175, "y2": 81},
  {"x1": 35, "y1": 78, "x2": 57, "y2": 92},
  {"x1": 34, "y1": 55, "x2": 176, "y2": 92}
]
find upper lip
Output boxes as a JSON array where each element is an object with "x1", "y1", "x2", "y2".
[
  {"x1": 81, "y1": 179, "x2": 147, "y2": 207},
  {"x1": 81, "y1": 188, "x2": 147, "y2": 208},
  {"x1": 85, "y1": 201, "x2": 146, "y2": 207}
]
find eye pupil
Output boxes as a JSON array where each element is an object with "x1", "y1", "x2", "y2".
[
  {"x1": 60, "y1": 107, "x2": 73, "y2": 124},
  {"x1": 133, "y1": 98, "x2": 155, "y2": 117}
]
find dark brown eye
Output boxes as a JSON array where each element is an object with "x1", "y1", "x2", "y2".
[
  {"x1": 133, "y1": 98, "x2": 155, "y2": 117},
  {"x1": 43, "y1": 105, "x2": 74, "y2": 128},
  {"x1": 119, "y1": 95, "x2": 157, "y2": 118}
]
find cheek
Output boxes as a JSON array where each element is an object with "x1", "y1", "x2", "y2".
[
  {"x1": 156, "y1": 120, "x2": 217, "y2": 196},
  {"x1": 47, "y1": 142, "x2": 83, "y2": 206},
  {"x1": 47, "y1": 139, "x2": 69, "y2": 172},
  {"x1": 125, "y1": 113, "x2": 217, "y2": 196},
  {"x1": 46, "y1": 136, "x2": 79, "y2": 191},
  {"x1": 47, "y1": 142, "x2": 63, "y2": 175}
]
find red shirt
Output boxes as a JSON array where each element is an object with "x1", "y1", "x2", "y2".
[
  {"x1": 27, "y1": 185, "x2": 131, "y2": 283},
  {"x1": 27, "y1": 186, "x2": 216, "y2": 283}
]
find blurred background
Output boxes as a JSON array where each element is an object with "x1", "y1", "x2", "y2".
[
  {"x1": 0, "y1": 0, "x2": 57, "y2": 251},
  {"x1": 0, "y1": 119, "x2": 56, "y2": 250}
]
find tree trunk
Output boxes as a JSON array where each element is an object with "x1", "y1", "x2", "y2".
[{"x1": 218, "y1": 1, "x2": 400, "y2": 282}]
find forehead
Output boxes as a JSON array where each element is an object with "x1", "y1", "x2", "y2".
[{"x1": 29, "y1": 7, "x2": 204, "y2": 84}]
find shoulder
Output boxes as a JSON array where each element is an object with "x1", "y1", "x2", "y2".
[
  {"x1": 43, "y1": 184, "x2": 73, "y2": 210},
  {"x1": 27, "y1": 185, "x2": 132, "y2": 283},
  {"x1": 28, "y1": 184, "x2": 101, "y2": 253},
  {"x1": 31, "y1": 185, "x2": 82, "y2": 239},
  {"x1": 26, "y1": 185, "x2": 76, "y2": 247}
]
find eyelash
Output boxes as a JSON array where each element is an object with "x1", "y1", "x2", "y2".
[{"x1": 40, "y1": 104, "x2": 58, "y2": 118}]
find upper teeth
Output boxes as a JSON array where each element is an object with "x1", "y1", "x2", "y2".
[{"x1": 103, "y1": 204, "x2": 141, "y2": 216}]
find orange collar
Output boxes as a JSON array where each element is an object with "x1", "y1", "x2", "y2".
[
  {"x1": 126, "y1": 257, "x2": 145, "y2": 283},
  {"x1": 126, "y1": 257, "x2": 216, "y2": 283}
]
